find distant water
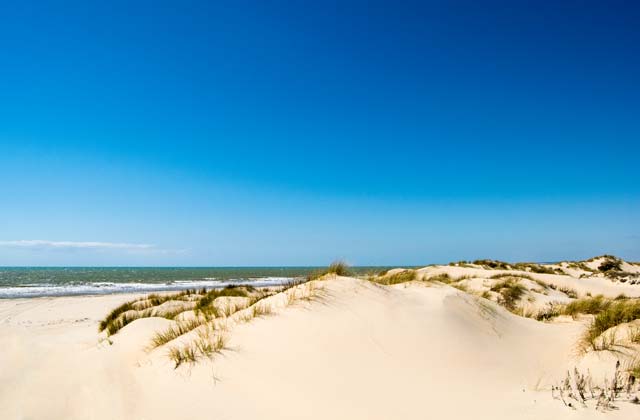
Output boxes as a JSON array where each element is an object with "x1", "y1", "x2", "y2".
[{"x1": 0, "y1": 266, "x2": 387, "y2": 298}]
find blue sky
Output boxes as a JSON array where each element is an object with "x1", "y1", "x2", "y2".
[{"x1": 1, "y1": 0, "x2": 639, "y2": 266}]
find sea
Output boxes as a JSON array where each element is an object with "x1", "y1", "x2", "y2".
[{"x1": 0, "y1": 266, "x2": 388, "y2": 298}]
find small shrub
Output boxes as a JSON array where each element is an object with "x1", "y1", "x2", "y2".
[
  {"x1": 536, "y1": 303, "x2": 561, "y2": 321},
  {"x1": 490, "y1": 280, "x2": 525, "y2": 311},
  {"x1": 598, "y1": 257, "x2": 622, "y2": 272},
  {"x1": 558, "y1": 287, "x2": 578, "y2": 299}
]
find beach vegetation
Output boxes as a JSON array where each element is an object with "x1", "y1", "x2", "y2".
[
  {"x1": 563, "y1": 295, "x2": 609, "y2": 317},
  {"x1": 472, "y1": 259, "x2": 510, "y2": 270},
  {"x1": 558, "y1": 286, "x2": 578, "y2": 299},
  {"x1": 306, "y1": 260, "x2": 352, "y2": 280},
  {"x1": 372, "y1": 269, "x2": 417, "y2": 285},
  {"x1": 490, "y1": 279, "x2": 525, "y2": 311},
  {"x1": 425, "y1": 273, "x2": 452, "y2": 283}
]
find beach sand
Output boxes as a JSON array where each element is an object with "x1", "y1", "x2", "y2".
[{"x1": 2, "y1": 265, "x2": 640, "y2": 419}]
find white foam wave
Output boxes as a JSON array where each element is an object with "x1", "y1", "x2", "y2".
[{"x1": 0, "y1": 277, "x2": 298, "y2": 299}]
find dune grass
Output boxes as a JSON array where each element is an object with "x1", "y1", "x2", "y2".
[
  {"x1": 195, "y1": 286, "x2": 249, "y2": 312},
  {"x1": 587, "y1": 300, "x2": 640, "y2": 344},
  {"x1": 164, "y1": 286, "x2": 304, "y2": 368},
  {"x1": 472, "y1": 259, "x2": 511, "y2": 269},
  {"x1": 563, "y1": 295, "x2": 610, "y2": 317},
  {"x1": 490, "y1": 279, "x2": 525, "y2": 311},
  {"x1": 372, "y1": 269, "x2": 417, "y2": 285},
  {"x1": 489, "y1": 272, "x2": 535, "y2": 281},
  {"x1": 307, "y1": 260, "x2": 352, "y2": 280},
  {"x1": 425, "y1": 273, "x2": 452, "y2": 283},
  {"x1": 561, "y1": 296, "x2": 640, "y2": 351},
  {"x1": 535, "y1": 303, "x2": 562, "y2": 321},
  {"x1": 150, "y1": 318, "x2": 206, "y2": 348},
  {"x1": 597, "y1": 256, "x2": 623, "y2": 272},
  {"x1": 99, "y1": 289, "x2": 201, "y2": 335},
  {"x1": 99, "y1": 302, "x2": 134, "y2": 332},
  {"x1": 512, "y1": 262, "x2": 557, "y2": 274},
  {"x1": 96, "y1": 277, "x2": 321, "y2": 367},
  {"x1": 558, "y1": 286, "x2": 578, "y2": 299},
  {"x1": 167, "y1": 328, "x2": 228, "y2": 367}
]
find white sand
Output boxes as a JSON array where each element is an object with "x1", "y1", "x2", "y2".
[{"x1": 1, "y1": 274, "x2": 639, "y2": 419}]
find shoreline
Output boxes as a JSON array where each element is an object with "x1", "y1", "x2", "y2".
[{"x1": 2, "y1": 258, "x2": 640, "y2": 419}]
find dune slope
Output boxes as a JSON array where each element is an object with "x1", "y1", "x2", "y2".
[{"x1": 1, "y1": 277, "x2": 639, "y2": 419}]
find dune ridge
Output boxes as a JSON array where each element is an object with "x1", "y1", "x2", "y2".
[{"x1": 1, "y1": 256, "x2": 640, "y2": 419}]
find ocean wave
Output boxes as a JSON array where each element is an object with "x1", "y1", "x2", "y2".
[{"x1": 0, "y1": 277, "x2": 298, "y2": 299}]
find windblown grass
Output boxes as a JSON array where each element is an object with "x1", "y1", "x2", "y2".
[
  {"x1": 99, "y1": 302, "x2": 134, "y2": 332},
  {"x1": 562, "y1": 296, "x2": 640, "y2": 351},
  {"x1": 490, "y1": 279, "x2": 525, "y2": 311},
  {"x1": 490, "y1": 272, "x2": 535, "y2": 281},
  {"x1": 472, "y1": 259, "x2": 511, "y2": 269},
  {"x1": 558, "y1": 286, "x2": 578, "y2": 299},
  {"x1": 372, "y1": 269, "x2": 417, "y2": 285},
  {"x1": 195, "y1": 286, "x2": 249, "y2": 312},
  {"x1": 425, "y1": 273, "x2": 452, "y2": 283},
  {"x1": 100, "y1": 290, "x2": 200, "y2": 335},
  {"x1": 512, "y1": 262, "x2": 556, "y2": 274},
  {"x1": 307, "y1": 260, "x2": 352, "y2": 280},
  {"x1": 563, "y1": 295, "x2": 609, "y2": 317},
  {"x1": 535, "y1": 303, "x2": 562, "y2": 321},
  {"x1": 150, "y1": 318, "x2": 206, "y2": 348},
  {"x1": 167, "y1": 331, "x2": 228, "y2": 368},
  {"x1": 588, "y1": 300, "x2": 640, "y2": 344}
]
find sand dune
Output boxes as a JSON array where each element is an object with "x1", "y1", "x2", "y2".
[{"x1": 2, "y1": 260, "x2": 640, "y2": 419}]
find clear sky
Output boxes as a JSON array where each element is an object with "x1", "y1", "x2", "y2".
[{"x1": 1, "y1": 0, "x2": 639, "y2": 266}]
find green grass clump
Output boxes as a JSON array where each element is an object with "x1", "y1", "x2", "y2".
[
  {"x1": 473, "y1": 259, "x2": 510, "y2": 269},
  {"x1": 425, "y1": 273, "x2": 452, "y2": 283},
  {"x1": 168, "y1": 333, "x2": 228, "y2": 368},
  {"x1": 99, "y1": 302, "x2": 134, "y2": 332},
  {"x1": 512, "y1": 263, "x2": 556, "y2": 274},
  {"x1": 373, "y1": 270, "x2": 417, "y2": 285},
  {"x1": 151, "y1": 318, "x2": 205, "y2": 348},
  {"x1": 589, "y1": 300, "x2": 640, "y2": 340},
  {"x1": 563, "y1": 295, "x2": 609, "y2": 317},
  {"x1": 628, "y1": 360, "x2": 640, "y2": 381},
  {"x1": 307, "y1": 260, "x2": 352, "y2": 280},
  {"x1": 168, "y1": 345, "x2": 198, "y2": 368},
  {"x1": 105, "y1": 311, "x2": 143, "y2": 335},
  {"x1": 490, "y1": 273, "x2": 535, "y2": 281},
  {"x1": 535, "y1": 303, "x2": 561, "y2": 321},
  {"x1": 100, "y1": 290, "x2": 201, "y2": 335},
  {"x1": 195, "y1": 286, "x2": 249, "y2": 312},
  {"x1": 327, "y1": 260, "x2": 351, "y2": 276},
  {"x1": 490, "y1": 280, "x2": 525, "y2": 311},
  {"x1": 597, "y1": 256, "x2": 622, "y2": 272},
  {"x1": 556, "y1": 295, "x2": 640, "y2": 351},
  {"x1": 558, "y1": 286, "x2": 578, "y2": 299}
]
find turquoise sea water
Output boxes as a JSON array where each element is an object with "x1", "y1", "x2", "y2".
[{"x1": 0, "y1": 266, "x2": 389, "y2": 298}]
